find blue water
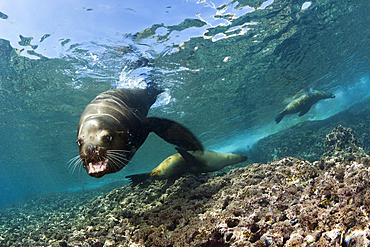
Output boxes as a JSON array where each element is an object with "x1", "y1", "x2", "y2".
[{"x1": 0, "y1": 0, "x2": 369, "y2": 208}]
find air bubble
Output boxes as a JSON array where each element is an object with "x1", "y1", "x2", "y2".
[{"x1": 302, "y1": 1, "x2": 312, "y2": 10}]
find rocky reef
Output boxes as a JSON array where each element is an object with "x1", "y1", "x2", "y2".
[
  {"x1": 1, "y1": 125, "x2": 370, "y2": 246},
  {"x1": 321, "y1": 125, "x2": 368, "y2": 161}
]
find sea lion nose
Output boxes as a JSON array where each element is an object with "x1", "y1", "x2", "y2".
[{"x1": 86, "y1": 144, "x2": 97, "y2": 155}]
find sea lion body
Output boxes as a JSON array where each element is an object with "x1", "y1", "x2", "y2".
[
  {"x1": 275, "y1": 90, "x2": 335, "y2": 124},
  {"x1": 77, "y1": 87, "x2": 203, "y2": 178},
  {"x1": 126, "y1": 149, "x2": 248, "y2": 183}
]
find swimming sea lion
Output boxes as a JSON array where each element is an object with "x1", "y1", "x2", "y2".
[
  {"x1": 76, "y1": 86, "x2": 203, "y2": 178},
  {"x1": 125, "y1": 148, "x2": 248, "y2": 184},
  {"x1": 275, "y1": 90, "x2": 335, "y2": 124}
]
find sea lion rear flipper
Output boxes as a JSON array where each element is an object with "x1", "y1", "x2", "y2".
[
  {"x1": 175, "y1": 147, "x2": 206, "y2": 170},
  {"x1": 275, "y1": 113, "x2": 284, "y2": 124},
  {"x1": 299, "y1": 106, "x2": 312, "y2": 116},
  {"x1": 147, "y1": 117, "x2": 203, "y2": 151},
  {"x1": 125, "y1": 173, "x2": 151, "y2": 184}
]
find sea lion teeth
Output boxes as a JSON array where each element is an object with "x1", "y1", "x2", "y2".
[
  {"x1": 76, "y1": 86, "x2": 203, "y2": 178},
  {"x1": 125, "y1": 149, "x2": 248, "y2": 184},
  {"x1": 88, "y1": 159, "x2": 109, "y2": 174},
  {"x1": 275, "y1": 90, "x2": 335, "y2": 124}
]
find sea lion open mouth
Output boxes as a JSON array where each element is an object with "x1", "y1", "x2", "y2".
[{"x1": 87, "y1": 159, "x2": 109, "y2": 177}]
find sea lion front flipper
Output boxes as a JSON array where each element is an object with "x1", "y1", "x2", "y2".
[
  {"x1": 298, "y1": 106, "x2": 312, "y2": 116},
  {"x1": 147, "y1": 117, "x2": 203, "y2": 151},
  {"x1": 125, "y1": 173, "x2": 152, "y2": 184},
  {"x1": 175, "y1": 147, "x2": 206, "y2": 170}
]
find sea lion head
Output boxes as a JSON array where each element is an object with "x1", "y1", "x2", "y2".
[
  {"x1": 74, "y1": 87, "x2": 203, "y2": 178},
  {"x1": 77, "y1": 115, "x2": 135, "y2": 178},
  {"x1": 313, "y1": 91, "x2": 335, "y2": 99},
  {"x1": 323, "y1": 92, "x2": 335, "y2": 99}
]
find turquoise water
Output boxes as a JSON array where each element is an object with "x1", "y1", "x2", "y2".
[{"x1": 0, "y1": 0, "x2": 369, "y2": 208}]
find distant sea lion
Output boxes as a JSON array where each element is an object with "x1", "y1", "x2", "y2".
[
  {"x1": 125, "y1": 148, "x2": 248, "y2": 184},
  {"x1": 275, "y1": 90, "x2": 335, "y2": 124},
  {"x1": 76, "y1": 87, "x2": 203, "y2": 178}
]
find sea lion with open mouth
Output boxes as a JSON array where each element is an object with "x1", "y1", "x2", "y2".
[
  {"x1": 125, "y1": 148, "x2": 248, "y2": 184},
  {"x1": 75, "y1": 86, "x2": 203, "y2": 178}
]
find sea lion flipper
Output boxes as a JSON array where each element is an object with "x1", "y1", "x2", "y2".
[
  {"x1": 175, "y1": 147, "x2": 206, "y2": 169},
  {"x1": 275, "y1": 112, "x2": 285, "y2": 124},
  {"x1": 147, "y1": 117, "x2": 203, "y2": 151},
  {"x1": 125, "y1": 173, "x2": 151, "y2": 184},
  {"x1": 299, "y1": 106, "x2": 312, "y2": 116}
]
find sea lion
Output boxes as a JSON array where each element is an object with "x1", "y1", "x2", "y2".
[
  {"x1": 275, "y1": 90, "x2": 335, "y2": 124},
  {"x1": 125, "y1": 148, "x2": 248, "y2": 184},
  {"x1": 76, "y1": 86, "x2": 203, "y2": 178}
]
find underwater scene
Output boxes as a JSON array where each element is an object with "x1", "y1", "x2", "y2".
[{"x1": 1, "y1": 0, "x2": 370, "y2": 246}]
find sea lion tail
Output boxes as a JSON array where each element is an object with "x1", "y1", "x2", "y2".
[
  {"x1": 275, "y1": 112, "x2": 284, "y2": 124},
  {"x1": 125, "y1": 173, "x2": 152, "y2": 184},
  {"x1": 147, "y1": 117, "x2": 203, "y2": 151}
]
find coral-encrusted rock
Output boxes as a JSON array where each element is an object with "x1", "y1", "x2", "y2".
[
  {"x1": 321, "y1": 125, "x2": 368, "y2": 161},
  {"x1": 3, "y1": 155, "x2": 370, "y2": 246}
]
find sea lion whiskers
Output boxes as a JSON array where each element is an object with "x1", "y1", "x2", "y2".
[
  {"x1": 66, "y1": 155, "x2": 81, "y2": 172},
  {"x1": 106, "y1": 150, "x2": 131, "y2": 171},
  {"x1": 107, "y1": 150, "x2": 132, "y2": 160},
  {"x1": 66, "y1": 155, "x2": 84, "y2": 176},
  {"x1": 107, "y1": 152, "x2": 130, "y2": 166},
  {"x1": 106, "y1": 156, "x2": 122, "y2": 172},
  {"x1": 107, "y1": 156, "x2": 127, "y2": 172},
  {"x1": 106, "y1": 151, "x2": 130, "y2": 161},
  {"x1": 107, "y1": 149, "x2": 131, "y2": 153},
  {"x1": 77, "y1": 159, "x2": 85, "y2": 176}
]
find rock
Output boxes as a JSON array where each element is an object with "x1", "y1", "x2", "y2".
[{"x1": 321, "y1": 125, "x2": 368, "y2": 160}]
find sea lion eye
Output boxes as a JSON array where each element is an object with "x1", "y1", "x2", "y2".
[
  {"x1": 76, "y1": 140, "x2": 82, "y2": 146},
  {"x1": 107, "y1": 135, "x2": 113, "y2": 141}
]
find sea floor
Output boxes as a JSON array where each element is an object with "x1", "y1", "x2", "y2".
[{"x1": 1, "y1": 153, "x2": 370, "y2": 247}]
